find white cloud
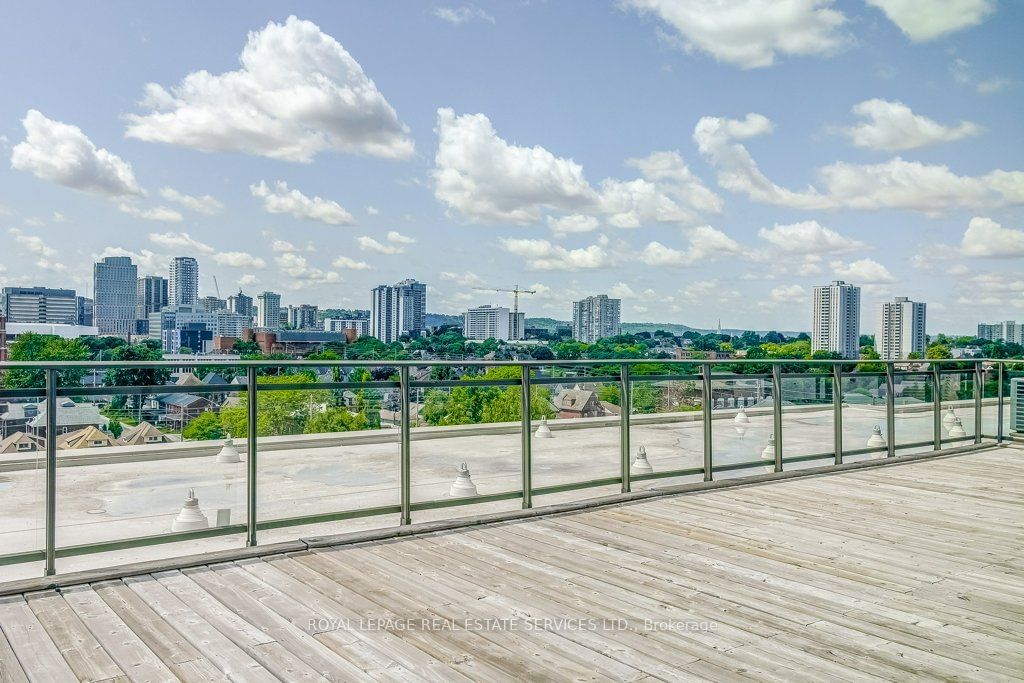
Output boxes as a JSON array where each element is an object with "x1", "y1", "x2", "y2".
[
  {"x1": 440, "y1": 271, "x2": 486, "y2": 287},
  {"x1": 332, "y1": 255, "x2": 373, "y2": 270},
  {"x1": 237, "y1": 274, "x2": 259, "y2": 287},
  {"x1": 639, "y1": 225, "x2": 742, "y2": 266},
  {"x1": 623, "y1": 0, "x2": 848, "y2": 69},
  {"x1": 433, "y1": 109, "x2": 595, "y2": 223},
  {"x1": 865, "y1": 0, "x2": 995, "y2": 41},
  {"x1": 98, "y1": 246, "x2": 166, "y2": 274},
  {"x1": 499, "y1": 237, "x2": 615, "y2": 271},
  {"x1": 8, "y1": 228, "x2": 65, "y2": 271},
  {"x1": 125, "y1": 16, "x2": 413, "y2": 162},
  {"x1": 758, "y1": 220, "x2": 864, "y2": 254},
  {"x1": 547, "y1": 214, "x2": 600, "y2": 236},
  {"x1": 11, "y1": 110, "x2": 143, "y2": 198},
  {"x1": 270, "y1": 238, "x2": 299, "y2": 253},
  {"x1": 358, "y1": 235, "x2": 403, "y2": 254},
  {"x1": 433, "y1": 5, "x2": 495, "y2": 25},
  {"x1": 366, "y1": 205, "x2": 379, "y2": 215},
  {"x1": 118, "y1": 203, "x2": 183, "y2": 222},
  {"x1": 695, "y1": 113, "x2": 1024, "y2": 213},
  {"x1": 433, "y1": 109, "x2": 719, "y2": 227},
  {"x1": 610, "y1": 282, "x2": 637, "y2": 299},
  {"x1": 148, "y1": 231, "x2": 214, "y2": 253},
  {"x1": 213, "y1": 251, "x2": 266, "y2": 268},
  {"x1": 275, "y1": 252, "x2": 341, "y2": 284},
  {"x1": 950, "y1": 58, "x2": 1011, "y2": 95},
  {"x1": 771, "y1": 284, "x2": 807, "y2": 302},
  {"x1": 386, "y1": 230, "x2": 416, "y2": 244},
  {"x1": 51, "y1": 212, "x2": 68, "y2": 223},
  {"x1": 251, "y1": 180, "x2": 354, "y2": 225},
  {"x1": 960, "y1": 217, "x2": 1024, "y2": 258},
  {"x1": 159, "y1": 187, "x2": 223, "y2": 215},
  {"x1": 842, "y1": 99, "x2": 981, "y2": 151},
  {"x1": 831, "y1": 258, "x2": 895, "y2": 283}
]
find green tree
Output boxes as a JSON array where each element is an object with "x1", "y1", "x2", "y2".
[
  {"x1": 108, "y1": 421, "x2": 123, "y2": 439},
  {"x1": 232, "y1": 339, "x2": 261, "y2": 355},
  {"x1": 3, "y1": 333, "x2": 90, "y2": 388},
  {"x1": 183, "y1": 411, "x2": 226, "y2": 440},
  {"x1": 306, "y1": 407, "x2": 368, "y2": 433},
  {"x1": 102, "y1": 343, "x2": 170, "y2": 419}
]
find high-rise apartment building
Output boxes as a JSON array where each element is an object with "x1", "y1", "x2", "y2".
[
  {"x1": 256, "y1": 291, "x2": 282, "y2": 329},
  {"x1": 323, "y1": 318, "x2": 370, "y2": 337},
  {"x1": 136, "y1": 275, "x2": 168, "y2": 320},
  {"x1": 286, "y1": 304, "x2": 319, "y2": 330},
  {"x1": 978, "y1": 321, "x2": 1023, "y2": 344},
  {"x1": 572, "y1": 295, "x2": 621, "y2": 344},
  {"x1": 812, "y1": 280, "x2": 861, "y2": 359},
  {"x1": 149, "y1": 304, "x2": 249, "y2": 353},
  {"x1": 199, "y1": 296, "x2": 227, "y2": 312},
  {"x1": 93, "y1": 257, "x2": 138, "y2": 336},
  {"x1": 76, "y1": 296, "x2": 93, "y2": 326},
  {"x1": 227, "y1": 291, "x2": 254, "y2": 318},
  {"x1": 168, "y1": 257, "x2": 199, "y2": 306},
  {"x1": 875, "y1": 297, "x2": 927, "y2": 360},
  {"x1": 462, "y1": 305, "x2": 525, "y2": 341},
  {"x1": 1, "y1": 287, "x2": 78, "y2": 324},
  {"x1": 371, "y1": 279, "x2": 426, "y2": 343}
]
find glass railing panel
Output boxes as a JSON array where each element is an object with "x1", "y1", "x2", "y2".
[
  {"x1": 938, "y1": 368, "x2": 976, "y2": 447},
  {"x1": 254, "y1": 365, "x2": 400, "y2": 543},
  {"x1": 529, "y1": 364, "x2": 622, "y2": 503},
  {"x1": 892, "y1": 371, "x2": 935, "y2": 454},
  {"x1": 711, "y1": 371, "x2": 774, "y2": 479},
  {"x1": 627, "y1": 366, "x2": 704, "y2": 489},
  {"x1": 1004, "y1": 365, "x2": 1023, "y2": 441},
  {"x1": 52, "y1": 364, "x2": 248, "y2": 574},
  {"x1": 780, "y1": 370, "x2": 836, "y2": 471},
  {"x1": 409, "y1": 364, "x2": 522, "y2": 523},
  {"x1": 0, "y1": 371, "x2": 46, "y2": 582},
  {"x1": 841, "y1": 371, "x2": 887, "y2": 463}
]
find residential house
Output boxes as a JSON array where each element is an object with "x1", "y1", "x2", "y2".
[
  {"x1": 0, "y1": 431, "x2": 42, "y2": 455},
  {"x1": 554, "y1": 389, "x2": 606, "y2": 419},
  {"x1": 56, "y1": 426, "x2": 117, "y2": 450},
  {"x1": 118, "y1": 421, "x2": 173, "y2": 446}
]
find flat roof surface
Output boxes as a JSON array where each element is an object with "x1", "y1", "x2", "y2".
[{"x1": 1, "y1": 447, "x2": 1021, "y2": 680}]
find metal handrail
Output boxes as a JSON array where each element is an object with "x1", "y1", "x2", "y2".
[{"x1": 0, "y1": 357, "x2": 1011, "y2": 578}]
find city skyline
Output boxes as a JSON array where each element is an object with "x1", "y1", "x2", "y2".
[{"x1": 1, "y1": 3, "x2": 1022, "y2": 335}]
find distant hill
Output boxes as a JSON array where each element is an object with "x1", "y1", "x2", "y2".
[
  {"x1": 426, "y1": 313, "x2": 463, "y2": 327},
  {"x1": 430, "y1": 314, "x2": 804, "y2": 337},
  {"x1": 621, "y1": 322, "x2": 697, "y2": 335},
  {"x1": 524, "y1": 317, "x2": 569, "y2": 331}
]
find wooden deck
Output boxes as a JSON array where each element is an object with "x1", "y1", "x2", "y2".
[{"x1": 1, "y1": 448, "x2": 1022, "y2": 681}]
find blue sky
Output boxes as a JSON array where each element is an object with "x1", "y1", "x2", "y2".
[{"x1": 1, "y1": 1, "x2": 1021, "y2": 334}]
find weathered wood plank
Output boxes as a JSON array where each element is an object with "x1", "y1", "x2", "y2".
[
  {"x1": 61, "y1": 585, "x2": 178, "y2": 683},
  {"x1": 25, "y1": 590, "x2": 126, "y2": 683},
  {"x1": 0, "y1": 595, "x2": 77, "y2": 682}
]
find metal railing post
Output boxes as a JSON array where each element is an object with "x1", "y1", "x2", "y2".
[
  {"x1": 399, "y1": 366, "x2": 412, "y2": 525},
  {"x1": 997, "y1": 362, "x2": 1004, "y2": 444},
  {"x1": 932, "y1": 362, "x2": 942, "y2": 450},
  {"x1": 771, "y1": 363, "x2": 783, "y2": 472},
  {"x1": 246, "y1": 367, "x2": 258, "y2": 547},
  {"x1": 885, "y1": 362, "x2": 896, "y2": 457},
  {"x1": 701, "y1": 362, "x2": 713, "y2": 481},
  {"x1": 974, "y1": 361, "x2": 983, "y2": 444},
  {"x1": 832, "y1": 364, "x2": 843, "y2": 465},
  {"x1": 44, "y1": 368, "x2": 57, "y2": 576},
  {"x1": 520, "y1": 364, "x2": 532, "y2": 508},
  {"x1": 619, "y1": 363, "x2": 631, "y2": 493}
]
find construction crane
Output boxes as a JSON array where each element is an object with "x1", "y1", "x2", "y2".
[
  {"x1": 212, "y1": 275, "x2": 221, "y2": 299},
  {"x1": 473, "y1": 285, "x2": 537, "y2": 335}
]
